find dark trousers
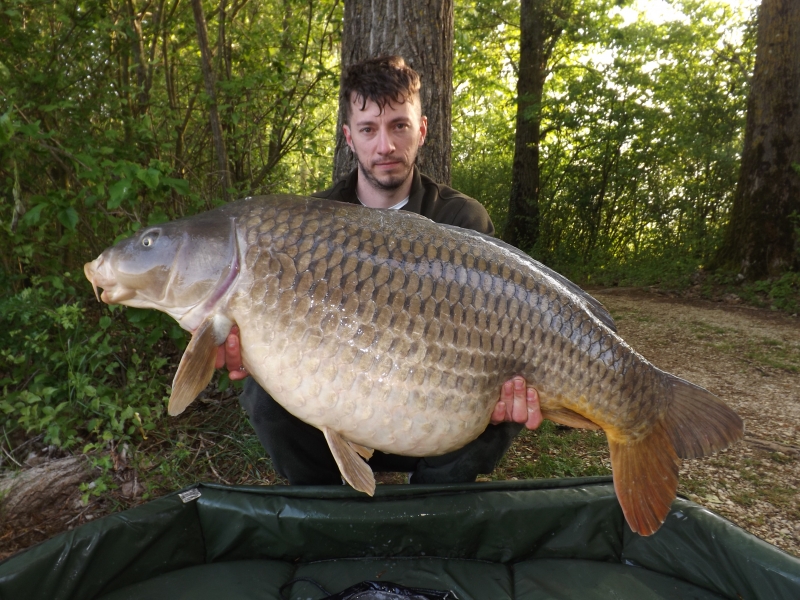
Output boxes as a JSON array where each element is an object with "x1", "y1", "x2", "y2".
[{"x1": 240, "y1": 378, "x2": 522, "y2": 485}]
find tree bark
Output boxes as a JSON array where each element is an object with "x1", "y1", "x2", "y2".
[
  {"x1": 0, "y1": 457, "x2": 95, "y2": 522},
  {"x1": 191, "y1": 0, "x2": 232, "y2": 200},
  {"x1": 714, "y1": 0, "x2": 800, "y2": 277},
  {"x1": 332, "y1": 0, "x2": 454, "y2": 185},
  {"x1": 504, "y1": 0, "x2": 570, "y2": 249}
]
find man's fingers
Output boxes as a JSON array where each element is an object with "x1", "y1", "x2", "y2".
[
  {"x1": 229, "y1": 367, "x2": 249, "y2": 381},
  {"x1": 511, "y1": 377, "x2": 527, "y2": 423},
  {"x1": 224, "y1": 330, "x2": 242, "y2": 372},
  {"x1": 490, "y1": 400, "x2": 507, "y2": 425},
  {"x1": 215, "y1": 325, "x2": 249, "y2": 380},
  {"x1": 214, "y1": 345, "x2": 226, "y2": 370},
  {"x1": 524, "y1": 386, "x2": 543, "y2": 430}
]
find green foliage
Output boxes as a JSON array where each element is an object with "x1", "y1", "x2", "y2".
[
  {"x1": 741, "y1": 272, "x2": 800, "y2": 314},
  {"x1": 0, "y1": 0, "x2": 341, "y2": 292},
  {"x1": 0, "y1": 274, "x2": 178, "y2": 450},
  {"x1": 0, "y1": 0, "x2": 341, "y2": 452},
  {"x1": 452, "y1": 0, "x2": 520, "y2": 229},
  {"x1": 453, "y1": 0, "x2": 755, "y2": 286}
]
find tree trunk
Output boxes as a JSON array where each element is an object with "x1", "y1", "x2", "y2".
[
  {"x1": 332, "y1": 0, "x2": 454, "y2": 185},
  {"x1": 504, "y1": 0, "x2": 570, "y2": 249},
  {"x1": 0, "y1": 456, "x2": 95, "y2": 522},
  {"x1": 191, "y1": 0, "x2": 232, "y2": 200},
  {"x1": 714, "y1": 0, "x2": 800, "y2": 277}
]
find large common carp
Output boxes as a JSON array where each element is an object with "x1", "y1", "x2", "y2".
[{"x1": 84, "y1": 195, "x2": 743, "y2": 536}]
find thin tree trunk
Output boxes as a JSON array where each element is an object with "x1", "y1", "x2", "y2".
[
  {"x1": 332, "y1": 0, "x2": 454, "y2": 185},
  {"x1": 126, "y1": 0, "x2": 150, "y2": 116},
  {"x1": 504, "y1": 0, "x2": 570, "y2": 249},
  {"x1": 191, "y1": 0, "x2": 232, "y2": 200},
  {"x1": 714, "y1": 0, "x2": 800, "y2": 277}
]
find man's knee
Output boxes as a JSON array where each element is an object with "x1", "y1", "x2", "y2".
[{"x1": 238, "y1": 380, "x2": 341, "y2": 485}]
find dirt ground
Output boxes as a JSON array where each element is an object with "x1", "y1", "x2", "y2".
[
  {"x1": 2, "y1": 287, "x2": 798, "y2": 560},
  {"x1": 591, "y1": 287, "x2": 800, "y2": 557}
]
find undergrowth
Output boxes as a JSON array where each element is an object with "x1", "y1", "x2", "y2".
[{"x1": 0, "y1": 273, "x2": 185, "y2": 455}]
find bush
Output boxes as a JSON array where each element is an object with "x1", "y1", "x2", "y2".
[{"x1": 0, "y1": 274, "x2": 183, "y2": 451}]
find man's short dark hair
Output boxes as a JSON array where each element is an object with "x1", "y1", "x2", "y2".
[{"x1": 341, "y1": 56, "x2": 422, "y2": 122}]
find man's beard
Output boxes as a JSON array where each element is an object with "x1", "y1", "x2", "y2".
[{"x1": 354, "y1": 153, "x2": 413, "y2": 191}]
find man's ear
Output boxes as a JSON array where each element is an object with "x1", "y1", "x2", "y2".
[
  {"x1": 342, "y1": 123, "x2": 354, "y2": 150},
  {"x1": 419, "y1": 115, "x2": 428, "y2": 146}
]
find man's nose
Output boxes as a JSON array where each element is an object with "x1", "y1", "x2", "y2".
[{"x1": 376, "y1": 128, "x2": 395, "y2": 154}]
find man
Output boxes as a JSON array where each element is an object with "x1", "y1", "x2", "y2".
[{"x1": 218, "y1": 56, "x2": 541, "y2": 486}]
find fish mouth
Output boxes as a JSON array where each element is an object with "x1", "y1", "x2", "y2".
[{"x1": 84, "y1": 257, "x2": 135, "y2": 304}]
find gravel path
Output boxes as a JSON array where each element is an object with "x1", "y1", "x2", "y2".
[{"x1": 593, "y1": 288, "x2": 800, "y2": 557}]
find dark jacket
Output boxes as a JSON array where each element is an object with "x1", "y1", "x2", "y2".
[{"x1": 312, "y1": 167, "x2": 495, "y2": 236}]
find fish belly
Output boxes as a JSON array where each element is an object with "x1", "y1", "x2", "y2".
[{"x1": 233, "y1": 302, "x2": 498, "y2": 456}]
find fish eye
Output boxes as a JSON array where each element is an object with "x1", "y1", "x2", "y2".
[{"x1": 141, "y1": 230, "x2": 160, "y2": 248}]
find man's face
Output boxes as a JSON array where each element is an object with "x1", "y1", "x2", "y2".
[{"x1": 342, "y1": 94, "x2": 428, "y2": 192}]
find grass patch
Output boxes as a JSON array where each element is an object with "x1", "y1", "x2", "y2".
[
  {"x1": 681, "y1": 316, "x2": 800, "y2": 373},
  {"x1": 769, "y1": 452, "x2": 795, "y2": 465},
  {"x1": 678, "y1": 477, "x2": 709, "y2": 499},
  {"x1": 760, "y1": 486, "x2": 797, "y2": 509},
  {"x1": 730, "y1": 492, "x2": 756, "y2": 507},
  {"x1": 129, "y1": 393, "x2": 285, "y2": 499},
  {"x1": 743, "y1": 341, "x2": 800, "y2": 373},
  {"x1": 493, "y1": 421, "x2": 611, "y2": 481},
  {"x1": 688, "y1": 320, "x2": 729, "y2": 338}
]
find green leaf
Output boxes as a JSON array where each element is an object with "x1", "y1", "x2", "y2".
[
  {"x1": 136, "y1": 167, "x2": 161, "y2": 190},
  {"x1": 22, "y1": 202, "x2": 48, "y2": 225},
  {"x1": 57, "y1": 207, "x2": 79, "y2": 231},
  {"x1": 162, "y1": 177, "x2": 190, "y2": 195},
  {"x1": 147, "y1": 211, "x2": 169, "y2": 225},
  {"x1": 108, "y1": 179, "x2": 133, "y2": 209},
  {"x1": 99, "y1": 316, "x2": 112, "y2": 329}
]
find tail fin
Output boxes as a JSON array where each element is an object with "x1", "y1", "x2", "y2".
[
  {"x1": 609, "y1": 372, "x2": 743, "y2": 536},
  {"x1": 609, "y1": 424, "x2": 679, "y2": 536},
  {"x1": 661, "y1": 372, "x2": 744, "y2": 458}
]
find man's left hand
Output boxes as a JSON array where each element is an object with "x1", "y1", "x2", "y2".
[{"x1": 491, "y1": 376, "x2": 542, "y2": 430}]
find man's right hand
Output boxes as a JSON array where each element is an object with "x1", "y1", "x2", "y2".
[{"x1": 216, "y1": 325, "x2": 250, "y2": 381}]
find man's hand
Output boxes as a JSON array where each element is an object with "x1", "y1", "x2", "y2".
[
  {"x1": 215, "y1": 325, "x2": 249, "y2": 381},
  {"x1": 491, "y1": 376, "x2": 542, "y2": 430}
]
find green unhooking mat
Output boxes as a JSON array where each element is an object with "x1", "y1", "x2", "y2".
[{"x1": 1, "y1": 477, "x2": 798, "y2": 599}]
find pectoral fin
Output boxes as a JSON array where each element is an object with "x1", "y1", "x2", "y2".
[
  {"x1": 168, "y1": 316, "x2": 226, "y2": 416},
  {"x1": 323, "y1": 427, "x2": 376, "y2": 496}
]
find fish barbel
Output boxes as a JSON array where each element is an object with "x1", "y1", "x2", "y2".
[{"x1": 84, "y1": 195, "x2": 743, "y2": 535}]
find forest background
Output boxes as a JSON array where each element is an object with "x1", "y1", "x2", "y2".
[{"x1": 0, "y1": 0, "x2": 794, "y2": 499}]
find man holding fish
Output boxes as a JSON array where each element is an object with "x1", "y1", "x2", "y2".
[
  {"x1": 216, "y1": 56, "x2": 544, "y2": 487},
  {"x1": 85, "y1": 55, "x2": 742, "y2": 533}
]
